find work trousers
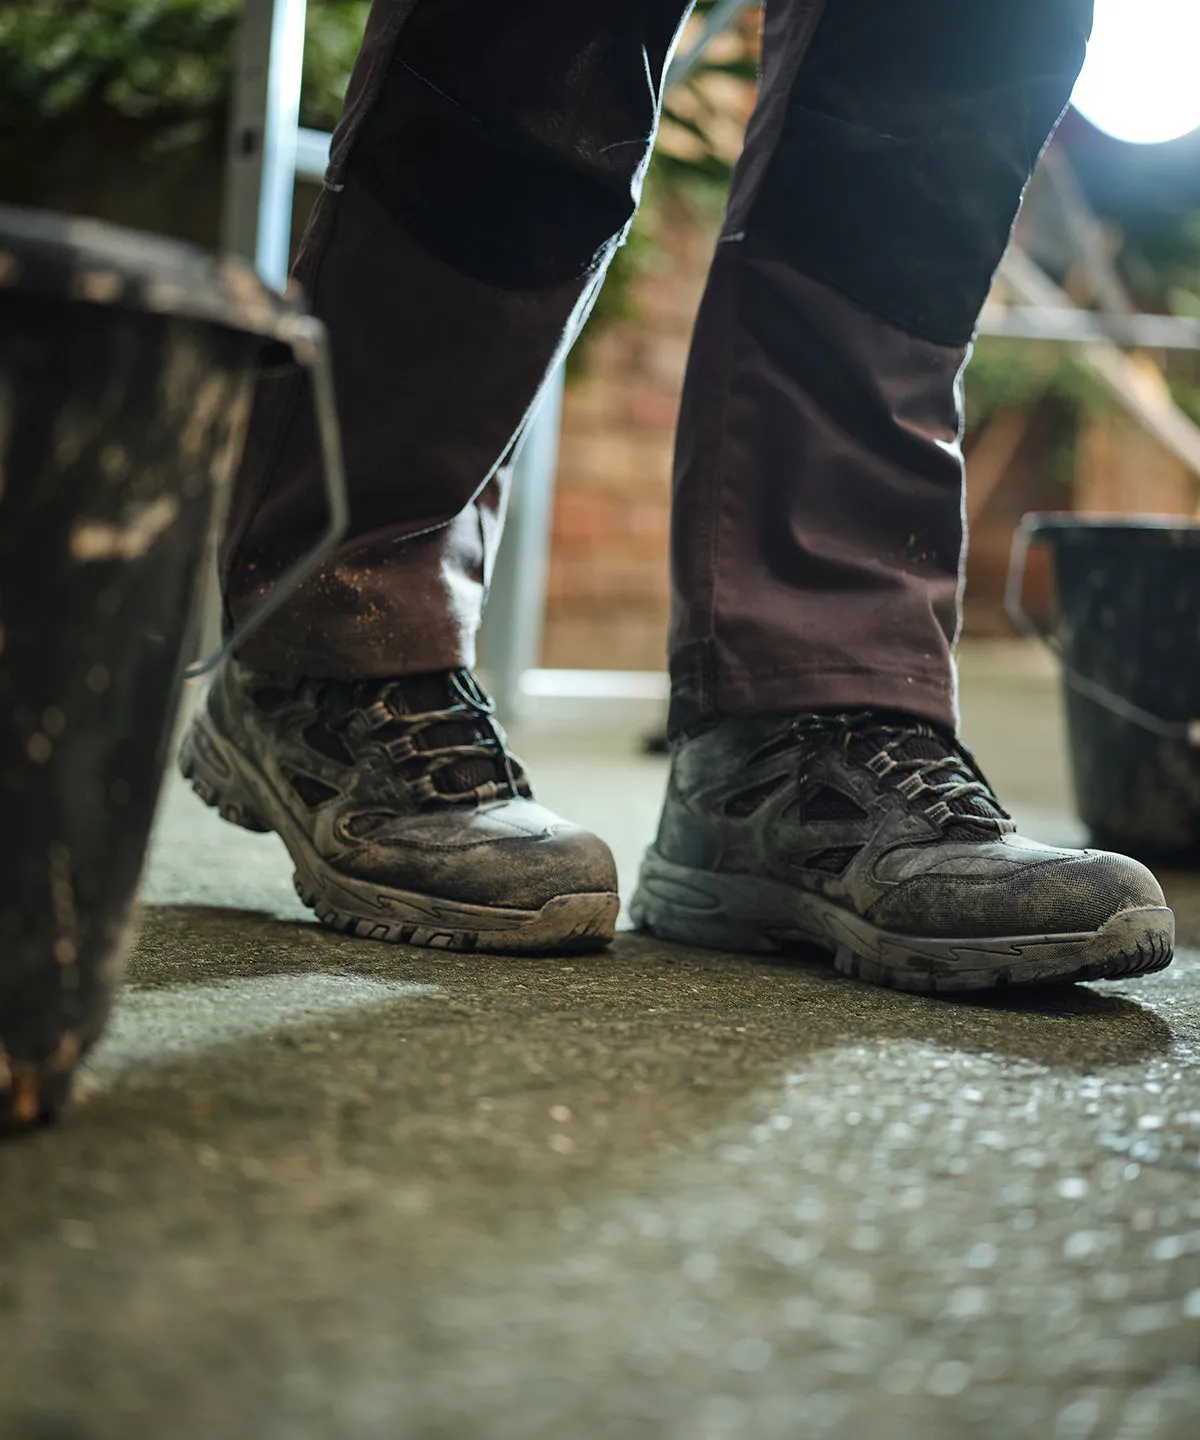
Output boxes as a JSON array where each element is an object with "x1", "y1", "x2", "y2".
[{"x1": 220, "y1": 0, "x2": 1093, "y2": 734}]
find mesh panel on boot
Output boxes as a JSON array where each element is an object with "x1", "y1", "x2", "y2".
[
  {"x1": 802, "y1": 846, "x2": 863, "y2": 876},
  {"x1": 302, "y1": 721, "x2": 355, "y2": 766},
  {"x1": 283, "y1": 771, "x2": 340, "y2": 809},
  {"x1": 724, "y1": 776, "x2": 789, "y2": 817},
  {"x1": 804, "y1": 785, "x2": 867, "y2": 822}
]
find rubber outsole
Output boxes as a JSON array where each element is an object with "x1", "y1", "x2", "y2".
[
  {"x1": 178, "y1": 715, "x2": 619, "y2": 955},
  {"x1": 629, "y1": 849, "x2": 1175, "y2": 994}
]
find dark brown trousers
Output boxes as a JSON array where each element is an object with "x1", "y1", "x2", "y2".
[{"x1": 221, "y1": 0, "x2": 1092, "y2": 734}]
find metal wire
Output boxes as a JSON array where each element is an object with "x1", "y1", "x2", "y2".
[{"x1": 666, "y1": 0, "x2": 756, "y2": 89}]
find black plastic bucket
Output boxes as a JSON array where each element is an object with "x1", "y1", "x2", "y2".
[
  {"x1": 0, "y1": 206, "x2": 345, "y2": 1131},
  {"x1": 1008, "y1": 514, "x2": 1200, "y2": 858}
]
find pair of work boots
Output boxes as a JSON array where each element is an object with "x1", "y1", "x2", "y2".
[{"x1": 180, "y1": 661, "x2": 1175, "y2": 995}]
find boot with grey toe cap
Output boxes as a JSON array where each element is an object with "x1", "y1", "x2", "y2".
[
  {"x1": 631, "y1": 711, "x2": 1174, "y2": 994},
  {"x1": 180, "y1": 661, "x2": 619, "y2": 953}
]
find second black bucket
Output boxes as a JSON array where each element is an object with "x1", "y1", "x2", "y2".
[{"x1": 1008, "y1": 514, "x2": 1200, "y2": 858}]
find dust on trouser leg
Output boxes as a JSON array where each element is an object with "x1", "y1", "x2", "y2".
[
  {"x1": 668, "y1": 0, "x2": 1094, "y2": 734},
  {"x1": 222, "y1": 0, "x2": 697, "y2": 681}
]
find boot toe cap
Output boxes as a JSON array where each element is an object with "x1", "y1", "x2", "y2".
[
  {"x1": 345, "y1": 803, "x2": 619, "y2": 911},
  {"x1": 870, "y1": 847, "x2": 1166, "y2": 940}
]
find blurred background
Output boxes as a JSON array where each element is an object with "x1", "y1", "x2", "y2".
[
  {"x1": 4, "y1": 11, "x2": 1200, "y2": 1437},
  {"x1": 3, "y1": 1, "x2": 1200, "y2": 676}
]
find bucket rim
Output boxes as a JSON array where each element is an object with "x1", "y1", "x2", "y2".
[
  {"x1": 0, "y1": 203, "x2": 306, "y2": 349},
  {"x1": 1022, "y1": 510, "x2": 1200, "y2": 543}
]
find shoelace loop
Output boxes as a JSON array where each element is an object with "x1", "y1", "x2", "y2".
[
  {"x1": 791, "y1": 711, "x2": 1016, "y2": 835},
  {"x1": 314, "y1": 671, "x2": 529, "y2": 805}
]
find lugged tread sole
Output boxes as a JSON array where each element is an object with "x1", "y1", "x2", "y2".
[
  {"x1": 630, "y1": 849, "x2": 1175, "y2": 994},
  {"x1": 291, "y1": 873, "x2": 618, "y2": 954},
  {"x1": 179, "y1": 718, "x2": 618, "y2": 956}
]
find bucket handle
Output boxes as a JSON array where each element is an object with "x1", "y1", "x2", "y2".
[
  {"x1": 184, "y1": 314, "x2": 348, "y2": 680},
  {"x1": 1004, "y1": 512, "x2": 1200, "y2": 747}
]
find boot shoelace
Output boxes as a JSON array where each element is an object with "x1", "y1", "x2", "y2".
[
  {"x1": 793, "y1": 711, "x2": 1016, "y2": 837},
  {"x1": 311, "y1": 670, "x2": 530, "y2": 806}
]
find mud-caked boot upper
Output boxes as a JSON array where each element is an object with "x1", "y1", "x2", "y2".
[
  {"x1": 182, "y1": 661, "x2": 618, "y2": 951},
  {"x1": 633, "y1": 711, "x2": 1173, "y2": 991}
]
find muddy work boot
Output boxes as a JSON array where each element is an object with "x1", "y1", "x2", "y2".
[
  {"x1": 179, "y1": 662, "x2": 619, "y2": 952},
  {"x1": 631, "y1": 712, "x2": 1174, "y2": 993}
]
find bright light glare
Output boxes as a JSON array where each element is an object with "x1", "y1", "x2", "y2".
[{"x1": 1071, "y1": 0, "x2": 1200, "y2": 145}]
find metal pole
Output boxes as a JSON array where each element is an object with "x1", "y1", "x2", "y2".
[
  {"x1": 222, "y1": 0, "x2": 307, "y2": 288},
  {"x1": 478, "y1": 369, "x2": 566, "y2": 720},
  {"x1": 977, "y1": 306, "x2": 1200, "y2": 350},
  {"x1": 295, "y1": 126, "x2": 332, "y2": 185},
  {"x1": 207, "y1": 0, "x2": 308, "y2": 665}
]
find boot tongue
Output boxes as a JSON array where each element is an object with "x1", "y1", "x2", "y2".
[
  {"x1": 392, "y1": 672, "x2": 457, "y2": 715},
  {"x1": 844, "y1": 716, "x2": 1009, "y2": 839}
]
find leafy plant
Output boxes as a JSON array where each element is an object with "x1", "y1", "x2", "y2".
[
  {"x1": 0, "y1": 1, "x2": 237, "y2": 121},
  {"x1": 3, "y1": 0, "x2": 1196, "y2": 450},
  {"x1": 657, "y1": 1, "x2": 761, "y2": 190},
  {"x1": 0, "y1": 0, "x2": 371, "y2": 197},
  {"x1": 962, "y1": 339, "x2": 1109, "y2": 431}
]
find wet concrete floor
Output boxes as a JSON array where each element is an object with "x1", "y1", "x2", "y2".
[{"x1": 1, "y1": 643, "x2": 1197, "y2": 1439}]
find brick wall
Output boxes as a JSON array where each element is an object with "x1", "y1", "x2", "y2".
[{"x1": 544, "y1": 216, "x2": 1200, "y2": 664}]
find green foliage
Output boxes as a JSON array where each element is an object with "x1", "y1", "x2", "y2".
[
  {"x1": 962, "y1": 334, "x2": 1200, "y2": 490},
  {"x1": 569, "y1": 3, "x2": 760, "y2": 369},
  {"x1": 656, "y1": 0, "x2": 760, "y2": 193},
  {"x1": 1168, "y1": 371, "x2": 1200, "y2": 427},
  {"x1": 0, "y1": 1, "x2": 238, "y2": 122},
  {"x1": 4, "y1": 0, "x2": 1195, "y2": 454},
  {"x1": 299, "y1": 1, "x2": 370, "y2": 129},
  {"x1": 0, "y1": 0, "x2": 368, "y2": 180},
  {"x1": 961, "y1": 341, "x2": 1080, "y2": 486},
  {"x1": 0, "y1": 0, "x2": 754, "y2": 168},
  {"x1": 962, "y1": 339, "x2": 1108, "y2": 432},
  {"x1": 1122, "y1": 212, "x2": 1200, "y2": 320}
]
